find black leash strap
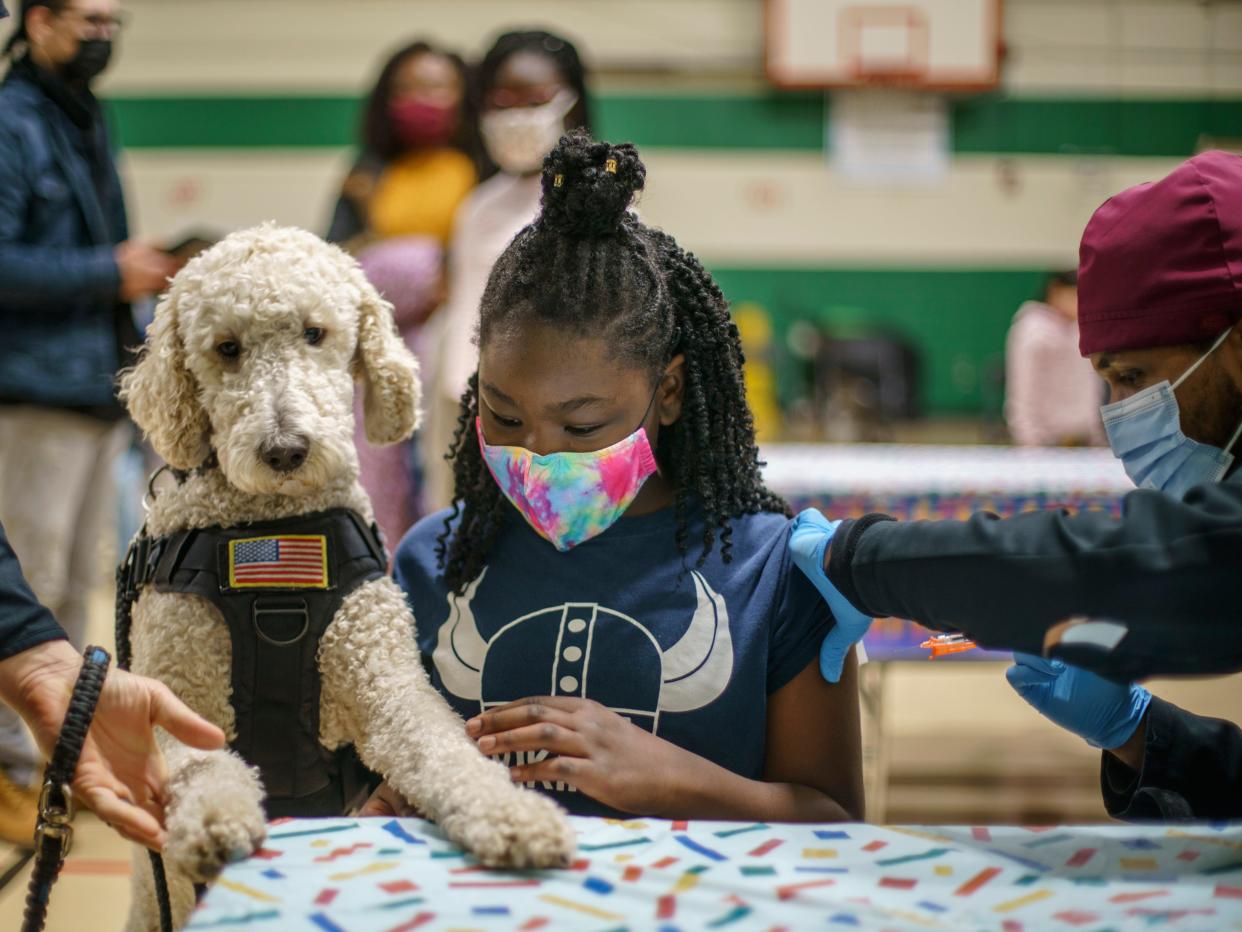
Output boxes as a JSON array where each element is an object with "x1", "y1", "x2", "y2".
[
  {"x1": 21, "y1": 645, "x2": 110, "y2": 932},
  {"x1": 115, "y1": 540, "x2": 176, "y2": 932}
]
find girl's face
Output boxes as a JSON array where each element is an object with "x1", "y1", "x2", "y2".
[
  {"x1": 391, "y1": 51, "x2": 463, "y2": 109},
  {"x1": 477, "y1": 323, "x2": 684, "y2": 457}
]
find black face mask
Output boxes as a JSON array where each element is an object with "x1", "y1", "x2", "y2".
[{"x1": 61, "y1": 37, "x2": 112, "y2": 83}]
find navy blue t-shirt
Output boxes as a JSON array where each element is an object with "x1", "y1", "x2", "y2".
[{"x1": 394, "y1": 503, "x2": 834, "y2": 817}]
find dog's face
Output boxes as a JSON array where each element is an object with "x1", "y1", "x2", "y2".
[{"x1": 121, "y1": 225, "x2": 420, "y2": 496}]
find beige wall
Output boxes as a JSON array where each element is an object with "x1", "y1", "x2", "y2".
[
  {"x1": 97, "y1": 0, "x2": 1242, "y2": 96},
  {"x1": 4, "y1": 0, "x2": 1239, "y2": 95},
  {"x1": 122, "y1": 149, "x2": 1183, "y2": 265}
]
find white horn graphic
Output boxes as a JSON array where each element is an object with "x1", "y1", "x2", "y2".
[
  {"x1": 659, "y1": 571, "x2": 733, "y2": 713},
  {"x1": 431, "y1": 568, "x2": 488, "y2": 702}
]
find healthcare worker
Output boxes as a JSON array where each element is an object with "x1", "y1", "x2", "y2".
[{"x1": 792, "y1": 150, "x2": 1242, "y2": 820}]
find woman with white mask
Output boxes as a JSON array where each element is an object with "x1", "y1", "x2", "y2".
[{"x1": 423, "y1": 30, "x2": 592, "y2": 509}]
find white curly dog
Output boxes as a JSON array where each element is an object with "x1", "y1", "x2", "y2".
[{"x1": 117, "y1": 224, "x2": 574, "y2": 931}]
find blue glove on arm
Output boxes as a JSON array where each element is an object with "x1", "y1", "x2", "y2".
[
  {"x1": 1006, "y1": 652, "x2": 1151, "y2": 749},
  {"x1": 788, "y1": 508, "x2": 873, "y2": 683}
]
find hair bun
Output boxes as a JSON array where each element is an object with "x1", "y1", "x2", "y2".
[{"x1": 539, "y1": 130, "x2": 645, "y2": 238}]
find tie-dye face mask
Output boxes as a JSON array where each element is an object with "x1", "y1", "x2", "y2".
[{"x1": 476, "y1": 417, "x2": 659, "y2": 552}]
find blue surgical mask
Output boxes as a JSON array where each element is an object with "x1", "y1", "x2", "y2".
[{"x1": 1101, "y1": 326, "x2": 1242, "y2": 497}]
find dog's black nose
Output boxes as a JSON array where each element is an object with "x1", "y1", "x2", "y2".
[{"x1": 260, "y1": 436, "x2": 310, "y2": 473}]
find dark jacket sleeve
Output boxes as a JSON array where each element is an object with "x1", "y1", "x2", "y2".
[
  {"x1": 325, "y1": 154, "x2": 383, "y2": 245},
  {"x1": 1100, "y1": 697, "x2": 1242, "y2": 821},
  {"x1": 0, "y1": 522, "x2": 67, "y2": 662},
  {"x1": 825, "y1": 478, "x2": 1242, "y2": 675},
  {"x1": 325, "y1": 193, "x2": 365, "y2": 245}
]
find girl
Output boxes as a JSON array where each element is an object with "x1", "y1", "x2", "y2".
[{"x1": 367, "y1": 132, "x2": 862, "y2": 822}]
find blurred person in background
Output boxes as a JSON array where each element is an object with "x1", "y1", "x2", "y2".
[
  {"x1": 326, "y1": 39, "x2": 479, "y2": 250},
  {"x1": 0, "y1": 0, "x2": 177, "y2": 816},
  {"x1": 328, "y1": 41, "x2": 477, "y2": 543},
  {"x1": 423, "y1": 29, "x2": 592, "y2": 510},
  {"x1": 1005, "y1": 270, "x2": 1106, "y2": 447},
  {"x1": 353, "y1": 237, "x2": 445, "y2": 552}
]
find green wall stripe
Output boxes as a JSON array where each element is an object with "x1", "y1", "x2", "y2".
[
  {"x1": 952, "y1": 97, "x2": 1242, "y2": 157},
  {"x1": 107, "y1": 92, "x2": 1242, "y2": 157},
  {"x1": 711, "y1": 266, "x2": 1048, "y2": 415}
]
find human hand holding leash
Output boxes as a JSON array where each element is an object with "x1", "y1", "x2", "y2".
[{"x1": 0, "y1": 639, "x2": 225, "y2": 848}]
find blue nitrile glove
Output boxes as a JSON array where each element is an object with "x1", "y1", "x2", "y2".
[
  {"x1": 1005, "y1": 652, "x2": 1151, "y2": 749},
  {"x1": 789, "y1": 508, "x2": 873, "y2": 683}
]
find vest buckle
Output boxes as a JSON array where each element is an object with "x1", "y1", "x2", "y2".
[{"x1": 253, "y1": 597, "x2": 310, "y2": 647}]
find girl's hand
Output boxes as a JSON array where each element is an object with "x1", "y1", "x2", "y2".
[
  {"x1": 466, "y1": 697, "x2": 682, "y2": 816},
  {"x1": 357, "y1": 780, "x2": 412, "y2": 818}
]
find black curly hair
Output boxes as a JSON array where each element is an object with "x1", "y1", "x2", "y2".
[{"x1": 436, "y1": 130, "x2": 788, "y2": 593}]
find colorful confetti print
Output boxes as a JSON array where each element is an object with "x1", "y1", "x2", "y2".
[{"x1": 192, "y1": 818, "x2": 1242, "y2": 930}]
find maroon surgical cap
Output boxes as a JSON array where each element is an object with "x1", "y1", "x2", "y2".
[{"x1": 1078, "y1": 150, "x2": 1242, "y2": 356}]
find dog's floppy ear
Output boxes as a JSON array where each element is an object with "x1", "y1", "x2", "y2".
[
  {"x1": 119, "y1": 287, "x2": 212, "y2": 469},
  {"x1": 353, "y1": 271, "x2": 421, "y2": 445}
]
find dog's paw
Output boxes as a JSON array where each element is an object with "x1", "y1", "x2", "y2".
[
  {"x1": 444, "y1": 786, "x2": 575, "y2": 869},
  {"x1": 160, "y1": 751, "x2": 267, "y2": 882},
  {"x1": 166, "y1": 800, "x2": 268, "y2": 884}
]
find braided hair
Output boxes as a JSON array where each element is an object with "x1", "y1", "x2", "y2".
[{"x1": 438, "y1": 130, "x2": 788, "y2": 593}]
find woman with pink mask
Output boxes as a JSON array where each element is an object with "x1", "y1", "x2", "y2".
[
  {"x1": 329, "y1": 41, "x2": 478, "y2": 548},
  {"x1": 327, "y1": 40, "x2": 480, "y2": 250}
]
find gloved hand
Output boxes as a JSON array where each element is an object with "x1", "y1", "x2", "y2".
[
  {"x1": 1005, "y1": 652, "x2": 1151, "y2": 749},
  {"x1": 789, "y1": 508, "x2": 873, "y2": 683}
]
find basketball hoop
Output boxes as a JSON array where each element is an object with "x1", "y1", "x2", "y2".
[
  {"x1": 840, "y1": 5, "x2": 930, "y2": 87},
  {"x1": 765, "y1": 0, "x2": 1002, "y2": 92}
]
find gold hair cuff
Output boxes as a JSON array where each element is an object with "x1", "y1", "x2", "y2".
[
  {"x1": 605, "y1": 158, "x2": 618, "y2": 174},
  {"x1": 553, "y1": 173, "x2": 564, "y2": 187}
]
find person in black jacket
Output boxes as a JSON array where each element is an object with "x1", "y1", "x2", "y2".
[
  {"x1": 790, "y1": 151, "x2": 1242, "y2": 820},
  {"x1": 0, "y1": 0, "x2": 179, "y2": 800},
  {"x1": 0, "y1": 519, "x2": 225, "y2": 845}
]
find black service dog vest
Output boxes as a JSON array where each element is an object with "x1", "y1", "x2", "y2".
[{"x1": 118, "y1": 509, "x2": 386, "y2": 818}]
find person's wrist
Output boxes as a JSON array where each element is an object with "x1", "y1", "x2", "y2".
[
  {"x1": 645, "y1": 732, "x2": 704, "y2": 818},
  {"x1": 1088, "y1": 685, "x2": 1151, "y2": 750},
  {"x1": 1105, "y1": 711, "x2": 1148, "y2": 772},
  {"x1": 0, "y1": 638, "x2": 79, "y2": 711}
]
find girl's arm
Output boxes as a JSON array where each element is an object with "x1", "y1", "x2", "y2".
[
  {"x1": 465, "y1": 647, "x2": 864, "y2": 822},
  {"x1": 657, "y1": 648, "x2": 862, "y2": 822},
  {"x1": 762, "y1": 647, "x2": 864, "y2": 819}
]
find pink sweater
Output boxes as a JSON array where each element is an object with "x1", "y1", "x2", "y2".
[{"x1": 1004, "y1": 301, "x2": 1107, "y2": 447}]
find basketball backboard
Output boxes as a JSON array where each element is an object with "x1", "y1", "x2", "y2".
[{"x1": 765, "y1": 0, "x2": 1003, "y2": 91}]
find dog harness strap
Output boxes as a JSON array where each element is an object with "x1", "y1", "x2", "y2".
[{"x1": 143, "y1": 509, "x2": 385, "y2": 814}]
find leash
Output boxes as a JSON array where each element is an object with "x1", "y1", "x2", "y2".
[
  {"x1": 115, "y1": 456, "x2": 236, "y2": 932},
  {"x1": 116, "y1": 529, "x2": 177, "y2": 932},
  {"x1": 21, "y1": 646, "x2": 109, "y2": 932}
]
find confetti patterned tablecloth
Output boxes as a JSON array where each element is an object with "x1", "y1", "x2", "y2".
[{"x1": 192, "y1": 817, "x2": 1242, "y2": 931}]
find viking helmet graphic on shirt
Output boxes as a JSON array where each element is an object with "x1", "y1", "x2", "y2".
[{"x1": 432, "y1": 569, "x2": 734, "y2": 733}]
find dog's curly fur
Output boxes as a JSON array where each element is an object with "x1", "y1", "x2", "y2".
[{"x1": 118, "y1": 225, "x2": 575, "y2": 931}]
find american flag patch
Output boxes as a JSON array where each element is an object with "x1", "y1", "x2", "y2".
[{"x1": 227, "y1": 535, "x2": 328, "y2": 588}]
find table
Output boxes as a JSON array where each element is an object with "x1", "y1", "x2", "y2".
[{"x1": 193, "y1": 816, "x2": 1242, "y2": 930}]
